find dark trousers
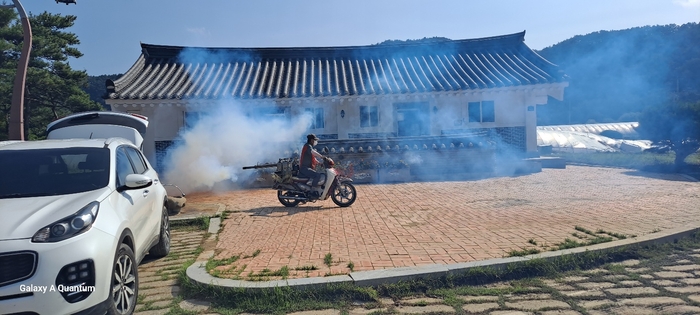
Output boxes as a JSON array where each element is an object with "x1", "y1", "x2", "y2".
[{"x1": 299, "y1": 167, "x2": 321, "y2": 187}]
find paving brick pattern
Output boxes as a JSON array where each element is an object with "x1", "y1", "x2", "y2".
[
  {"x1": 226, "y1": 254, "x2": 700, "y2": 314},
  {"x1": 187, "y1": 166, "x2": 700, "y2": 279},
  {"x1": 134, "y1": 230, "x2": 206, "y2": 314}
]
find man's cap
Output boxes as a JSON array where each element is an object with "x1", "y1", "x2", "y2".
[{"x1": 307, "y1": 134, "x2": 319, "y2": 141}]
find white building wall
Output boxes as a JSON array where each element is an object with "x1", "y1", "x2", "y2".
[{"x1": 106, "y1": 83, "x2": 567, "y2": 168}]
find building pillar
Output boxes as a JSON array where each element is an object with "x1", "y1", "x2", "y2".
[
  {"x1": 337, "y1": 99, "x2": 349, "y2": 140},
  {"x1": 525, "y1": 104, "x2": 538, "y2": 157}
]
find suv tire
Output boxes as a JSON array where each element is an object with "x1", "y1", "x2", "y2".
[
  {"x1": 108, "y1": 243, "x2": 138, "y2": 315},
  {"x1": 149, "y1": 204, "x2": 171, "y2": 258}
]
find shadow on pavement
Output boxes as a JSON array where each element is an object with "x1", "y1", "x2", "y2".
[
  {"x1": 622, "y1": 170, "x2": 699, "y2": 182},
  {"x1": 244, "y1": 205, "x2": 339, "y2": 217}
]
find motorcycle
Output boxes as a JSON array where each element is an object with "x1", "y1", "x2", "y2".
[{"x1": 243, "y1": 157, "x2": 357, "y2": 207}]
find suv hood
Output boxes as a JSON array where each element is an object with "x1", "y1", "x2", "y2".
[{"x1": 0, "y1": 188, "x2": 111, "y2": 240}]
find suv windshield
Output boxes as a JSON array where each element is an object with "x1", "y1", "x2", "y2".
[{"x1": 0, "y1": 147, "x2": 110, "y2": 198}]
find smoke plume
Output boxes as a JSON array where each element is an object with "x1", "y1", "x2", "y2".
[{"x1": 162, "y1": 103, "x2": 312, "y2": 193}]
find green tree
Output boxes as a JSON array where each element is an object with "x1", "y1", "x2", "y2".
[
  {"x1": 538, "y1": 23, "x2": 700, "y2": 125},
  {"x1": 0, "y1": 8, "x2": 101, "y2": 140},
  {"x1": 86, "y1": 74, "x2": 121, "y2": 109},
  {"x1": 638, "y1": 101, "x2": 700, "y2": 169}
]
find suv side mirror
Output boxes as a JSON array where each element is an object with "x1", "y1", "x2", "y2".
[{"x1": 118, "y1": 174, "x2": 153, "y2": 192}]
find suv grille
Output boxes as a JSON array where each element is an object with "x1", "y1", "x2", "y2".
[{"x1": 0, "y1": 251, "x2": 37, "y2": 287}]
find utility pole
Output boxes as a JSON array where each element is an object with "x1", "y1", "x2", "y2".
[
  {"x1": 1, "y1": 0, "x2": 30, "y2": 140},
  {"x1": 1, "y1": 0, "x2": 75, "y2": 140}
]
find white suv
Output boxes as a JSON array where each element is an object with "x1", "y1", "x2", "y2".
[{"x1": 0, "y1": 112, "x2": 170, "y2": 315}]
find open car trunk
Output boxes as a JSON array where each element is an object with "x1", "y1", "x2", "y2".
[{"x1": 46, "y1": 111, "x2": 149, "y2": 149}]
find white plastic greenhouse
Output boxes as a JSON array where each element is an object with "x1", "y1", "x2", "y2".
[{"x1": 537, "y1": 122, "x2": 653, "y2": 153}]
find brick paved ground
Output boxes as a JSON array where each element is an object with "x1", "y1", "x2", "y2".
[
  {"x1": 134, "y1": 229, "x2": 207, "y2": 315},
  {"x1": 187, "y1": 166, "x2": 700, "y2": 280}
]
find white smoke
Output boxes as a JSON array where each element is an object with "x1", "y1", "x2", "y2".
[{"x1": 162, "y1": 101, "x2": 312, "y2": 193}]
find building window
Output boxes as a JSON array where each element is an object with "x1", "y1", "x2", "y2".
[
  {"x1": 482, "y1": 101, "x2": 495, "y2": 122},
  {"x1": 250, "y1": 106, "x2": 291, "y2": 120},
  {"x1": 360, "y1": 106, "x2": 379, "y2": 128},
  {"x1": 467, "y1": 101, "x2": 495, "y2": 123},
  {"x1": 305, "y1": 108, "x2": 325, "y2": 129}
]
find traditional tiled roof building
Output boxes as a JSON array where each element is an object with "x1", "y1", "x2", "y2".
[{"x1": 105, "y1": 31, "x2": 568, "y2": 169}]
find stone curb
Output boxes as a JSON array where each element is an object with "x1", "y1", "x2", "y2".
[
  {"x1": 170, "y1": 203, "x2": 225, "y2": 222},
  {"x1": 186, "y1": 216, "x2": 700, "y2": 291}
]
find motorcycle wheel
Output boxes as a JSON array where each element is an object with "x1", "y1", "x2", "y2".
[
  {"x1": 278, "y1": 190, "x2": 300, "y2": 207},
  {"x1": 331, "y1": 182, "x2": 356, "y2": 207}
]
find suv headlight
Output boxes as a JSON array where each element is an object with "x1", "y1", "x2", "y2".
[{"x1": 32, "y1": 202, "x2": 99, "y2": 243}]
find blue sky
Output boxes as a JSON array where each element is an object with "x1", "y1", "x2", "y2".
[{"x1": 19, "y1": 0, "x2": 700, "y2": 76}]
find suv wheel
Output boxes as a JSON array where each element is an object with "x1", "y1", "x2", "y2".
[
  {"x1": 149, "y1": 204, "x2": 171, "y2": 258},
  {"x1": 108, "y1": 243, "x2": 138, "y2": 315}
]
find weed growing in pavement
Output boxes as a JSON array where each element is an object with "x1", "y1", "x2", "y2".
[
  {"x1": 324, "y1": 253, "x2": 333, "y2": 268},
  {"x1": 413, "y1": 300, "x2": 429, "y2": 306},
  {"x1": 243, "y1": 249, "x2": 261, "y2": 259},
  {"x1": 606, "y1": 263, "x2": 626, "y2": 274},
  {"x1": 171, "y1": 216, "x2": 210, "y2": 231},
  {"x1": 206, "y1": 255, "x2": 240, "y2": 273},
  {"x1": 597, "y1": 229, "x2": 628, "y2": 239},
  {"x1": 157, "y1": 295, "x2": 198, "y2": 315},
  {"x1": 508, "y1": 226, "x2": 630, "y2": 257},
  {"x1": 574, "y1": 226, "x2": 596, "y2": 236},
  {"x1": 586, "y1": 235, "x2": 615, "y2": 245},
  {"x1": 294, "y1": 265, "x2": 319, "y2": 271},
  {"x1": 571, "y1": 232, "x2": 585, "y2": 239},
  {"x1": 507, "y1": 248, "x2": 541, "y2": 257},
  {"x1": 247, "y1": 266, "x2": 291, "y2": 281},
  {"x1": 347, "y1": 261, "x2": 355, "y2": 272},
  {"x1": 554, "y1": 235, "x2": 614, "y2": 250}
]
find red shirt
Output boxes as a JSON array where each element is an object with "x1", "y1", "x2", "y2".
[{"x1": 300, "y1": 143, "x2": 318, "y2": 169}]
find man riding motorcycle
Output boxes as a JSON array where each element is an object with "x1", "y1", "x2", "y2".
[{"x1": 299, "y1": 134, "x2": 327, "y2": 197}]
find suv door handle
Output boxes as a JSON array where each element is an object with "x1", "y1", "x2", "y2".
[{"x1": 143, "y1": 190, "x2": 149, "y2": 198}]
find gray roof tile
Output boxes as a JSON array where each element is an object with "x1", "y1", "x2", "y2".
[{"x1": 106, "y1": 31, "x2": 566, "y2": 100}]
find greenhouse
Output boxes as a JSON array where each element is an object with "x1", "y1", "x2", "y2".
[{"x1": 537, "y1": 122, "x2": 653, "y2": 153}]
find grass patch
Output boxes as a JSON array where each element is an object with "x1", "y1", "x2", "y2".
[
  {"x1": 347, "y1": 261, "x2": 355, "y2": 272},
  {"x1": 171, "y1": 216, "x2": 210, "y2": 231},
  {"x1": 507, "y1": 248, "x2": 541, "y2": 257}
]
